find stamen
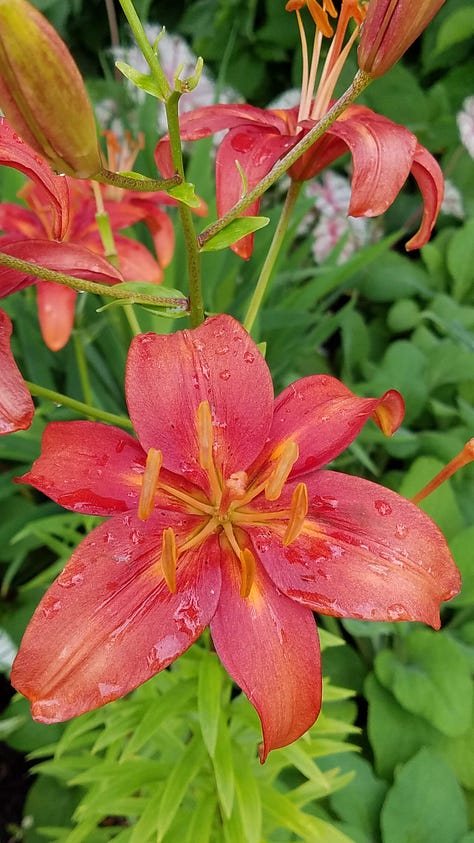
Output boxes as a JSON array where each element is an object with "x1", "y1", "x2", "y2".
[
  {"x1": 283, "y1": 482, "x2": 309, "y2": 545},
  {"x1": 196, "y1": 400, "x2": 223, "y2": 505},
  {"x1": 138, "y1": 448, "x2": 163, "y2": 520},
  {"x1": 306, "y1": 0, "x2": 334, "y2": 37},
  {"x1": 160, "y1": 526, "x2": 178, "y2": 593},
  {"x1": 412, "y1": 439, "x2": 474, "y2": 504},
  {"x1": 239, "y1": 548, "x2": 257, "y2": 598},
  {"x1": 197, "y1": 400, "x2": 214, "y2": 470},
  {"x1": 265, "y1": 440, "x2": 299, "y2": 500}
]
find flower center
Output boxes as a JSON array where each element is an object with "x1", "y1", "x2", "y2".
[
  {"x1": 286, "y1": 0, "x2": 367, "y2": 123},
  {"x1": 137, "y1": 400, "x2": 308, "y2": 597}
]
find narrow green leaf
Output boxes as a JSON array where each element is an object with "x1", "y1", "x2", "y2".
[
  {"x1": 184, "y1": 793, "x2": 217, "y2": 843},
  {"x1": 198, "y1": 652, "x2": 223, "y2": 758},
  {"x1": 157, "y1": 735, "x2": 206, "y2": 841},
  {"x1": 212, "y1": 711, "x2": 235, "y2": 819},
  {"x1": 201, "y1": 217, "x2": 270, "y2": 252},
  {"x1": 96, "y1": 282, "x2": 188, "y2": 317},
  {"x1": 233, "y1": 747, "x2": 262, "y2": 843}
]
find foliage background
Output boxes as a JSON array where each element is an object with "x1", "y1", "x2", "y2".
[{"x1": 0, "y1": 0, "x2": 473, "y2": 841}]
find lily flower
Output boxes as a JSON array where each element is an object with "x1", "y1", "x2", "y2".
[
  {"x1": 155, "y1": 0, "x2": 443, "y2": 258},
  {"x1": 0, "y1": 120, "x2": 173, "y2": 350},
  {"x1": 0, "y1": 308, "x2": 34, "y2": 434},
  {"x1": 11, "y1": 315, "x2": 460, "y2": 759}
]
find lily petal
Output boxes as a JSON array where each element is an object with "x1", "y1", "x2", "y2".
[
  {"x1": 0, "y1": 308, "x2": 34, "y2": 434},
  {"x1": 10, "y1": 513, "x2": 220, "y2": 723},
  {"x1": 405, "y1": 143, "x2": 444, "y2": 250},
  {"x1": 253, "y1": 375, "x2": 404, "y2": 478},
  {"x1": 0, "y1": 239, "x2": 123, "y2": 297},
  {"x1": 126, "y1": 315, "x2": 274, "y2": 488},
  {"x1": 210, "y1": 542, "x2": 321, "y2": 761},
  {"x1": 251, "y1": 471, "x2": 461, "y2": 629},
  {"x1": 18, "y1": 421, "x2": 145, "y2": 515}
]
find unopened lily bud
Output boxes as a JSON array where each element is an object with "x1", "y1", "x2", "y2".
[
  {"x1": 358, "y1": 0, "x2": 446, "y2": 78},
  {"x1": 0, "y1": 0, "x2": 101, "y2": 177}
]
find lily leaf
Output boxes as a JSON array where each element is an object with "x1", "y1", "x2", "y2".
[
  {"x1": 166, "y1": 181, "x2": 201, "y2": 208},
  {"x1": 201, "y1": 217, "x2": 270, "y2": 252},
  {"x1": 115, "y1": 61, "x2": 163, "y2": 98}
]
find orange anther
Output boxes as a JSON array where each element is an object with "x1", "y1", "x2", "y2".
[
  {"x1": 197, "y1": 400, "x2": 214, "y2": 470},
  {"x1": 138, "y1": 448, "x2": 163, "y2": 520},
  {"x1": 239, "y1": 547, "x2": 257, "y2": 598},
  {"x1": 283, "y1": 482, "x2": 309, "y2": 545},
  {"x1": 161, "y1": 526, "x2": 178, "y2": 593},
  {"x1": 265, "y1": 440, "x2": 299, "y2": 501}
]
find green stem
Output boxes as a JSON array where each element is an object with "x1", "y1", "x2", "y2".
[
  {"x1": 123, "y1": 304, "x2": 142, "y2": 336},
  {"x1": 0, "y1": 252, "x2": 189, "y2": 312},
  {"x1": 165, "y1": 93, "x2": 204, "y2": 327},
  {"x1": 116, "y1": 0, "x2": 171, "y2": 99},
  {"x1": 95, "y1": 167, "x2": 181, "y2": 194},
  {"x1": 198, "y1": 70, "x2": 372, "y2": 249},
  {"x1": 243, "y1": 180, "x2": 303, "y2": 333},
  {"x1": 25, "y1": 381, "x2": 134, "y2": 429},
  {"x1": 73, "y1": 333, "x2": 93, "y2": 406}
]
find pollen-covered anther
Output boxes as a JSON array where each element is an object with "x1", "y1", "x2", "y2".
[
  {"x1": 265, "y1": 440, "x2": 299, "y2": 501},
  {"x1": 138, "y1": 448, "x2": 163, "y2": 521},
  {"x1": 239, "y1": 547, "x2": 257, "y2": 598},
  {"x1": 226, "y1": 470, "x2": 248, "y2": 499},
  {"x1": 160, "y1": 526, "x2": 178, "y2": 593},
  {"x1": 283, "y1": 482, "x2": 309, "y2": 546},
  {"x1": 197, "y1": 400, "x2": 214, "y2": 470},
  {"x1": 306, "y1": 0, "x2": 335, "y2": 36}
]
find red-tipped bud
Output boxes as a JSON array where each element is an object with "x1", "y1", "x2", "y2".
[
  {"x1": 0, "y1": 0, "x2": 101, "y2": 177},
  {"x1": 358, "y1": 0, "x2": 446, "y2": 78}
]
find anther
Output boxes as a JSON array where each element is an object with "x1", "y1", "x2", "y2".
[
  {"x1": 265, "y1": 440, "x2": 299, "y2": 501},
  {"x1": 138, "y1": 448, "x2": 163, "y2": 520},
  {"x1": 197, "y1": 400, "x2": 214, "y2": 470},
  {"x1": 239, "y1": 547, "x2": 257, "y2": 598},
  {"x1": 283, "y1": 482, "x2": 309, "y2": 545},
  {"x1": 412, "y1": 439, "x2": 474, "y2": 504},
  {"x1": 161, "y1": 527, "x2": 178, "y2": 593}
]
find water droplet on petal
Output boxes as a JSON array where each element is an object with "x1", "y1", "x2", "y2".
[
  {"x1": 243, "y1": 351, "x2": 255, "y2": 364},
  {"x1": 219, "y1": 370, "x2": 231, "y2": 381},
  {"x1": 374, "y1": 499, "x2": 392, "y2": 516},
  {"x1": 387, "y1": 603, "x2": 407, "y2": 620}
]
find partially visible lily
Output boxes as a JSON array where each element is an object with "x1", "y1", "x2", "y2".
[
  {"x1": 358, "y1": 0, "x2": 446, "y2": 78},
  {"x1": 0, "y1": 308, "x2": 34, "y2": 434},
  {"x1": 0, "y1": 0, "x2": 101, "y2": 178},
  {"x1": 11, "y1": 315, "x2": 460, "y2": 760},
  {"x1": 0, "y1": 120, "x2": 174, "y2": 350},
  {"x1": 156, "y1": 0, "x2": 443, "y2": 258}
]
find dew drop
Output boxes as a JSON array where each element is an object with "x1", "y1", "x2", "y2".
[
  {"x1": 243, "y1": 351, "x2": 255, "y2": 364},
  {"x1": 219, "y1": 370, "x2": 231, "y2": 381},
  {"x1": 387, "y1": 603, "x2": 407, "y2": 620},
  {"x1": 97, "y1": 682, "x2": 121, "y2": 700},
  {"x1": 216, "y1": 345, "x2": 230, "y2": 356},
  {"x1": 41, "y1": 598, "x2": 62, "y2": 618},
  {"x1": 395, "y1": 523, "x2": 408, "y2": 538},
  {"x1": 115, "y1": 439, "x2": 126, "y2": 453},
  {"x1": 374, "y1": 499, "x2": 392, "y2": 516}
]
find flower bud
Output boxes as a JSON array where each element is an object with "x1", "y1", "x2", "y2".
[
  {"x1": 358, "y1": 0, "x2": 446, "y2": 78},
  {"x1": 0, "y1": 0, "x2": 101, "y2": 177}
]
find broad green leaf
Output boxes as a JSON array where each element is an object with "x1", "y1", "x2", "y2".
[
  {"x1": 200, "y1": 217, "x2": 270, "y2": 252},
  {"x1": 374, "y1": 629, "x2": 472, "y2": 736},
  {"x1": 447, "y1": 218, "x2": 474, "y2": 301},
  {"x1": 198, "y1": 652, "x2": 223, "y2": 757},
  {"x1": 115, "y1": 61, "x2": 163, "y2": 97},
  {"x1": 166, "y1": 181, "x2": 201, "y2": 208},
  {"x1": 212, "y1": 710, "x2": 235, "y2": 819},
  {"x1": 157, "y1": 735, "x2": 206, "y2": 841},
  {"x1": 448, "y1": 526, "x2": 474, "y2": 606},
  {"x1": 398, "y1": 456, "x2": 464, "y2": 538},
  {"x1": 329, "y1": 754, "x2": 388, "y2": 839},
  {"x1": 435, "y1": 8, "x2": 474, "y2": 53},
  {"x1": 381, "y1": 748, "x2": 468, "y2": 843}
]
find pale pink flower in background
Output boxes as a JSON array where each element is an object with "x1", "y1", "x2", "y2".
[
  {"x1": 114, "y1": 24, "x2": 238, "y2": 133},
  {"x1": 440, "y1": 179, "x2": 464, "y2": 219},
  {"x1": 304, "y1": 171, "x2": 383, "y2": 264},
  {"x1": 457, "y1": 95, "x2": 474, "y2": 159}
]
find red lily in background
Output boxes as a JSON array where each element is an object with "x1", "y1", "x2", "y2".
[
  {"x1": 156, "y1": 0, "x2": 443, "y2": 258},
  {"x1": 0, "y1": 120, "x2": 175, "y2": 350},
  {"x1": 11, "y1": 315, "x2": 460, "y2": 759},
  {"x1": 0, "y1": 308, "x2": 34, "y2": 434}
]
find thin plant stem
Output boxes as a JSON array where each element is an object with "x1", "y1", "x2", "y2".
[
  {"x1": 0, "y1": 252, "x2": 189, "y2": 312},
  {"x1": 198, "y1": 70, "x2": 372, "y2": 249},
  {"x1": 96, "y1": 168, "x2": 180, "y2": 192},
  {"x1": 123, "y1": 304, "x2": 143, "y2": 336},
  {"x1": 165, "y1": 92, "x2": 204, "y2": 327},
  {"x1": 25, "y1": 382, "x2": 134, "y2": 430},
  {"x1": 243, "y1": 180, "x2": 303, "y2": 333},
  {"x1": 116, "y1": 0, "x2": 171, "y2": 99},
  {"x1": 73, "y1": 333, "x2": 93, "y2": 406}
]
